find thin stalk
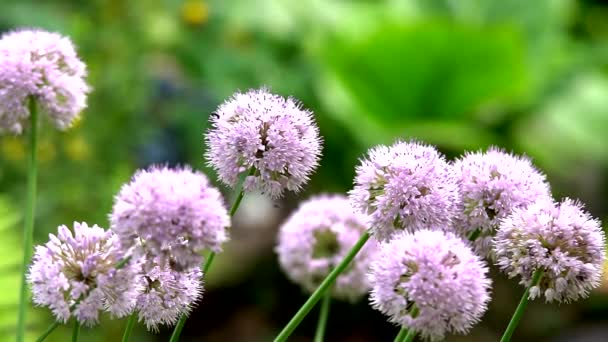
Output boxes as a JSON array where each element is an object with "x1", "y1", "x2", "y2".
[
  {"x1": 313, "y1": 292, "x2": 331, "y2": 342},
  {"x1": 36, "y1": 321, "x2": 60, "y2": 342},
  {"x1": 403, "y1": 329, "x2": 416, "y2": 342},
  {"x1": 71, "y1": 321, "x2": 80, "y2": 342},
  {"x1": 393, "y1": 328, "x2": 408, "y2": 342},
  {"x1": 500, "y1": 269, "x2": 544, "y2": 342},
  {"x1": 169, "y1": 168, "x2": 253, "y2": 342},
  {"x1": 121, "y1": 314, "x2": 137, "y2": 342},
  {"x1": 274, "y1": 232, "x2": 371, "y2": 342},
  {"x1": 17, "y1": 97, "x2": 39, "y2": 342}
]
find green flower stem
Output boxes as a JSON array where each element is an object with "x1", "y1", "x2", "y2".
[
  {"x1": 313, "y1": 292, "x2": 331, "y2": 342},
  {"x1": 403, "y1": 329, "x2": 417, "y2": 342},
  {"x1": 500, "y1": 269, "x2": 544, "y2": 342},
  {"x1": 36, "y1": 321, "x2": 60, "y2": 342},
  {"x1": 169, "y1": 168, "x2": 254, "y2": 342},
  {"x1": 274, "y1": 232, "x2": 371, "y2": 342},
  {"x1": 17, "y1": 97, "x2": 39, "y2": 342},
  {"x1": 71, "y1": 321, "x2": 80, "y2": 342},
  {"x1": 393, "y1": 328, "x2": 408, "y2": 342},
  {"x1": 121, "y1": 314, "x2": 137, "y2": 342}
]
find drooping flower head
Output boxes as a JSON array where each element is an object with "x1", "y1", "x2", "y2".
[
  {"x1": 369, "y1": 230, "x2": 491, "y2": 341},
  {"x1": 454, "y1": 147, "x2": 551, "y2": 258},
  {"x1": 349, "y1": 140, "x2": 460, "y2": 241},
  {"x1": 494, "y1": 198, "x2": 606, "y2": 303},
  {"x1": 27, "y1": 222, "x2": 141, "y2": 326},
  {"x1": 205, "y1": 88, "x2": 322, "y2": 199},
  {"x1": 135, "y1": 256, "x2": 203, "y2": 332},
  {"x1": 276, "y1": 194, "x2": 378, "y2": 301},
  {"x1": 0, "y1": 29, "x2": 89, "y2": 134},
  {"x1": 110, "y1": 165, "x2": 230, "y2": 270}
]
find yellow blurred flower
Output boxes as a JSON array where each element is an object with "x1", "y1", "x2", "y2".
[
  {"x1": 65, "y1": 135, "x2": 91, "y2": 161},
  {"x1": 37, "y1": 139, "x2": 56, "y2": 164},
  {"x1": 1, "y1": 137, "x2": 25, "y2": 162},
  {"x1": 181, "y1": 0, "x2": 209, "y2": 26}
]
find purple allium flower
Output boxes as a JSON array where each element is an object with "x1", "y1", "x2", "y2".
[
  {"x1": 205, "y1": 88, "x2": 322, "y2": 199},
  {"x1": 276, "y1": 194, "x2": 378, "y2": 301},
  {"x1": 27, "y1": 222, "x2": 141, "y2": 326},
  {"x1": 369, "y1": 230, "x2": 491, "y2": 341},
  {"x1": 136, "y1": 256, "x2": 203, "y2": 332},
  {"x1": 110, "y1": 165, "x2": 230, "y2": 270},
  {"x1": 0, "y1": 29, "x2": 89, "y2": 134},
  {"x1": 454, "y1": 147, "x2": 551, "y2": 258},
  {"x1": 349, "y1": 140, "x2": 460, "y2": 241},
  {"x1": 494, "y1": 198, "x2": 606, "y2": 303}
]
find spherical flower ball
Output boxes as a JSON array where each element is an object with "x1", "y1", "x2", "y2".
[
  {"x1": 276, "y1": 194, "x2": 378, "y2": 301},
  {"x1": 136, "y1": 256, "x2": 203, "y2": 332},
  {"x1": 369, "y1": 229, "x2": 491, "y2": 341},
  {"x1": 205, "y1": 87, "x2": 322, "y2": 199},
  {"x1": 349, "y1": 140, "x2": 460, "y2": 241},
  {"x1": 0, "y1": 29, "x2": 89, "y2": 134},
  {"x1": 494, "y1": 198, "x2": 606, "y2": 303},
  {"x1": 27, "y1": 222, "x2": 142, "y2": 326},
  {"x1": 453, "y1": 147, "x2": 551, "y2": 258},
  {"x1": 110, "y1": 165, "x2": 230, "y2": 270}
]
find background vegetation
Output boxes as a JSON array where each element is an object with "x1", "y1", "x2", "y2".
[{"x1": 1, "y1": 0, "x2": 608, "y2": 341}]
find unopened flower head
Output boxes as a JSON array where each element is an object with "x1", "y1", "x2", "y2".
[
  {"x1": 369, "y1": 230, "x2": 491, "y2": 341},
  {"x1": 27, "y1": 222, "x2": 141, "y2": 326},
  {"x1": 276, "y1": 194, "x2": 378, "y2": 301},
  {"x1": 349, "y1": 140, "x2": 459, "y2": 241},
  {"x1": 454, "y1": 147, "x2": 551, "y2": 258},
  {"x1": 110, "y1": 165, "x2": 230, "y2": 270},
  {"x1": 136, "y1": 256, "x2": 203, "y2": 332},
  {"x1": 495, "y1": 198, "x2": 606, "y2": 303},
  {"x1": 205, "y1": 88, "x2": 322, "y2": 199},
  {"x1": 0, "y1": 29, "x2": 89, "y2": 134}
]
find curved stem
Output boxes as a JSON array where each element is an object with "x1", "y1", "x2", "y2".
[
  {"x1": 36, "y1": 321, "x2": 60, "y2": 342},
  {"x1": 500, "y1": 269, "x2": 544, "y2": 342},
  {"x1": 393, "y1": 327, "x2": 407, "y2": 342},
  {"x1": 71, "y1": 321, "x2": 80, "y2": 342},
  {"x1": 17, "y1": 97, "x2": 39, "y2": 342},
  {"x1": 313, "y1": 292, "x2": 331, "y2": 342},
  {"x1": 121, "y1": 314, "x2": 137, "y2": 342},
  {"x1": 403, "y1": 329, "x2": 416, "y2": 342},
  {"x1": 274, "y1": 232, "x2": 371, "y2": 342},
  {"x1": 169, "y1": 168, "x2": 253, "y2": 342}
]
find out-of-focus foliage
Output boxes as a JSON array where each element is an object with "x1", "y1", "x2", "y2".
[{"x1": 1, "y1": 0, "x2": 608, "y2": 341}]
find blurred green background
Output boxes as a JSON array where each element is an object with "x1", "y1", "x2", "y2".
[{"x1": 1, "y1": 0, "x2": 608, "y2": 341}]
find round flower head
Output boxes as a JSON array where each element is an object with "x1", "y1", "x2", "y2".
[
  {"x1": 369, "y1": 230, "x2": 491, "y2": 341},
  {"x1": 0, "y1": 29, "x2": 89, "y2": 134},
  {"x1": 136, "y1": 256, "x2": 203, "y2": 332},
  {"x1": 110, "y1": 165, "x2": 230, "y2": 270},
  {"x1": 205, "y1": 88, "x2": 322, "y2": 199},
  {"x1": 349, "y1": 140, "x2": 459, "y2": 241},
  {"x1": 454, "y1": 147, "x2": 551, "y2": 258},
  {"x1": 276, "y1": 194, "x2": 378, "y2": 301},
  {"x1": 27, "y1": 222, "x2": 141, "y2": 326},
  {"x1": 494, "y1": 198, "x2": 606, "y2": 303}
]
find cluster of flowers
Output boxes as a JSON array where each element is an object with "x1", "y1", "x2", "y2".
[
  {"x1": 5, "y1": 28, "x2": 605, "y2": 341},
  {"x1": 276, "y1": 140, "x2": 606, "y2": 340},
  {"x1": 29, "y1": 165, "x2": 229, "y2": 330},
  {"x1": 8, "y1": 28, "x2": 325, "y2": 334}
]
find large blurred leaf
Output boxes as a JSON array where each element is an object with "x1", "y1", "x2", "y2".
[
  {"x1": 0, "y1": 196, "x2": 43, "y2": 341},
  {"x1": 514, "y1": 73, "x2": 608, "y2": 175},
  {"x1": 315, "y1": 20, "x2": 529, "y2": 149}
]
